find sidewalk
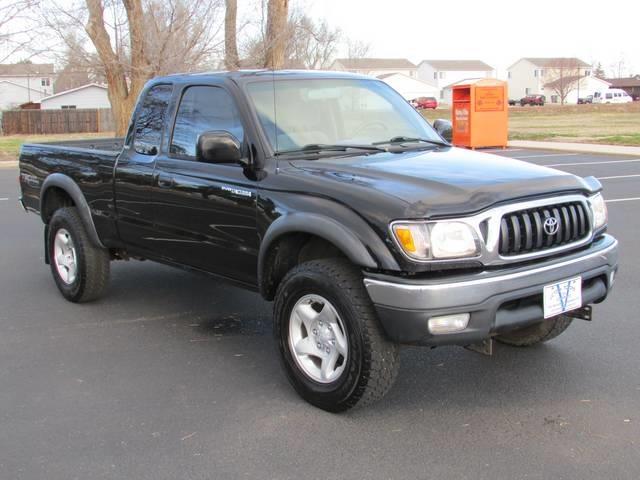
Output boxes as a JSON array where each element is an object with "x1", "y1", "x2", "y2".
[{"x1": 508, "y1": 140, "x2": 640, "y2": 157}]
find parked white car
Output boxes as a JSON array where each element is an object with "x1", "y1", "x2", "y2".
[{"x1": 593, "y1": 88, "x2": 633, "y2": 104}]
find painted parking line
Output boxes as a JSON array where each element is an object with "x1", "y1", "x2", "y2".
[
  {"x1": 0, "y1": 197, "x2": 9, "y2": 201},
  {"x1": 512, "y1": 153, "x2": 580, "y2": 159},
  {"x1": 606, "y1": 197, "x2": 640, "y2": 203},
  {"x1": 544, "y1": 158, "x2": 640, "y2": 167},
  {"x1": 598, "y1": 174, "x2": 640, "y2": 181},
  {"x1": 484, "y1": 148, "x2": 524, "y2": 153}
]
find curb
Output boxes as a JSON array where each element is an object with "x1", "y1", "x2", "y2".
[{"x1": 508, "y1": 141, "x2": 640, "y2": 157}]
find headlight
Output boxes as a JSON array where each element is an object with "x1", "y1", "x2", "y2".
[
  {"x1": 392, "y1": 221, "x2": 480, "y2": 261},
  {"x1": 589, "y1": 193, "x2": 607, "y2": 230}
]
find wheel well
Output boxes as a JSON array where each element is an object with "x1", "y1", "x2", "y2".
[
  {"x1": 42, "y1": 187, "x2": 75, "y2": 223},
  {"x1": 261, "y1": 233, "x2": 348, "y2": 301}
]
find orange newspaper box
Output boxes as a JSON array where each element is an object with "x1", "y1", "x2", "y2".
[{"x1": 451, "y1": 78, "x2": 508, "y2": 149}]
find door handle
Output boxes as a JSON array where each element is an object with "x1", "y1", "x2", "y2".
[{"x1": 157, "y1": 173, "x2": 174, "y2": 188}]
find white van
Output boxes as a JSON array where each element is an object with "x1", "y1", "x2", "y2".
[{"x1": 593, "y1": 88, "x2": 633, "y2": 104}]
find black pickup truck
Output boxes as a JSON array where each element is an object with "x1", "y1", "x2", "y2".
[{"x1": 19, "y1": 71, "x2": 618, "y2": 412}]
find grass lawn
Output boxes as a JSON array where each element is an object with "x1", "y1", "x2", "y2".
[
  {"x1": 0, "y1": 132, "x2": 115, "y2": 161},
  {"x1": 422, "y1": 102, "x2": 640, "y2": 146}
]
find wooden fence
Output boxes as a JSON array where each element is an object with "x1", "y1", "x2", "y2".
[{"x1": 1, "y1": 108, "x2": 115, "y2": 135}]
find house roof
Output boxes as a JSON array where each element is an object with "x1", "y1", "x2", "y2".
[
  {"x1": 377, "y1": 72, "x2": 438, "y2": 87},
  {"x1": 0, "y1": 63, "x2": 55, "y2": 76},
  {"x1": 511, "y1": 57, "x2": 591, "y2": 69},
  {"x1": 418, "y1": 60, "x2": 493, "y2": 71},
  {"x1": 40, "y1": 83, "x2": 107, "y2": 102},
  {"x1": 332, "y1": 58, "x2": 416, "y2": 70},
  {"x1": 604, "y1": 76, "x2": 640, "y2": 88}
]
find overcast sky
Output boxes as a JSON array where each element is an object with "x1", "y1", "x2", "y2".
[{"x1": 305, "y1": 0, "x2": 639, "y2": 77}]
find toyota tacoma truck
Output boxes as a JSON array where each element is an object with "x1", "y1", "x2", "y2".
[{"x1": 19, "y1": 71, "x2": 618, "y2": 412}]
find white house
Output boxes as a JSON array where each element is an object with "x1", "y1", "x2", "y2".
[
  {"x1": 417, "y1": 60, "x2": 495, "y2": 99},
  {"x1": 0, "y1": 63, "x2": 54, "y2": 109},
  {"x1": 0, "y1": 81, "x2": 47, "y2": 110},
  {"x1": 507, "y1": 57, "x2": 592, "y2": 103},
  {"x1": 40, "y1": 83, "x2": 111, "y2": 110},
  {"x1": 329, "y1": 58, "x2": 417, "y2": 78},
  {"x1": 544, "y1": 76, "x2": 611, "y2": 104},
  {"x1": 377, "y1": 73, "x2": 439, "y2": 101}
]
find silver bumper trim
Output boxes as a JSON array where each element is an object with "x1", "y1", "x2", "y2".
[{"x1": 364, "y1": 236, "x2": 618, "y2": 311}]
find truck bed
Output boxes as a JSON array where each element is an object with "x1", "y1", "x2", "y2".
[{"x1": 19, "y1": 138, "x2": 125, "y2": 245}]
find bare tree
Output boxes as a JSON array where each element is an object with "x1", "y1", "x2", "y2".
[
  {"x1": 239, "y1": 8, "x2": 339, "y2": 70},
  {"x1": 264, "y1": 0, "x2": 288, "y2": 69},
  {"x1": 287, "y1": 14, "x2": 340, "y2": 69},
  {"x1": 345, "y1": 39, "x2": 370, "y2": 61},
  {"x1": 544, "y1": 58, "x2": 583, "y2": 105},
  {"x1": 609, "y1": 55, "x2": 626, "y2": 78},
  {"x1": 0, "y1": 0, "x2": 42, "y2": 63},
  {"x1": 224, "y1": 0, "x2": 239, "y2": 70},
  {"x1": 39, "y1": 0, "x2": 224, "y2": 135}
]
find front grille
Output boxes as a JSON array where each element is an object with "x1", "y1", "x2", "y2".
[{"x1": 499, "y1": 201, "x2": 590, "y2": 256}]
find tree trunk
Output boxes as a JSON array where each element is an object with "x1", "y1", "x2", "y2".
[
  {"x1": 85, "y1": 0, "x2": 150, "y2": 136},
  {"x1": 265, "y1": 0, "x2": 288, "y2": 69},
  {"x1": 224, "y1": 0, "x2": 239, "y2": 70}
]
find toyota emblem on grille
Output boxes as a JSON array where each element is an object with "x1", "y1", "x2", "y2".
[{"x1": 543, "y1": 217, "x2": 559, "y2": 235}]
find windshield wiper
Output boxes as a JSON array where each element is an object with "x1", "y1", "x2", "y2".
[
  {"x1": 374, "y1": 136, "x2": 449, "y2": 147},
  {"x1": 275, "y1": 143, "x2": 386, "y2": 156}
]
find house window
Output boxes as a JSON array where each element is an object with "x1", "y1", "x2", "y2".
[
  {"x1": 507, "y1": 71, "x2": 511, "y2": 79},
  {"x1": 525, "y1": 88, "x2": 531, "y2": 95},
  {"x1": 584, "y1": 70, "x2": 591, "y2": 76},
  {"x1": 551, "y1": 95, "x2": 558, "y2": 103},
  {"x1": 41, "y1": 78, "x2": 50, "y2": 87},
  {"x1": 540, "y1": 69, "x2": 544, "y2": 77},
  {"x1": 61, "y1": 105, "x2": 77, "y2": 109},
  {"x1": 439, "y1": 72, "x2": 445, "y2": 79},
  {"x1": 433, "y1": 72, "x2": 438, "y2": 80},
  {"x1": 534, "y1": 70, "x2": 538, "y2": 77}
]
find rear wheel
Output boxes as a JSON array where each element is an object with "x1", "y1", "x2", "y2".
[
  {"x1": 48, "y1": 207, "x2": 110, "y2": 303},
  {"x1": 495, "y1": 315, "x2": 573, "y2": 347},
  {"x1": 274, "y1": 259, "x2": 399, "y2": 412}
]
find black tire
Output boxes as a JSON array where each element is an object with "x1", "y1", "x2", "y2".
[
  {"x1": 495, "y1": 315, "x2": 573, "y2": 347},
  {"x1": 48, "y1": 207, "x2": 110, "y2": 303},
  {"x1": 274, "y1": 258, "x2": 400, "y2": 412}
]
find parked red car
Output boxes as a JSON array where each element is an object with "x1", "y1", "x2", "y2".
[
  {"x1": 520, "y1": 94, "x2": 545, "y2": 106},
  {"x1": 410, "y1": 96, "x2": 438, "y2": 109}
]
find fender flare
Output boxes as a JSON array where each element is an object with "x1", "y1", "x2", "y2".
[
  {"x1": 40, "y1": 173, "x2": 106, "y2": 249},
  {"x1": 258, "y1": 212, "x2": 400, "y2": 293}
]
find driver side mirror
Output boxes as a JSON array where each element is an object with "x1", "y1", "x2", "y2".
[
  {"x1": 196, "y1": 131, "x2": 243, "y2": 165},
  {"x1": 433, "y1": 119, "x2": 452, "y2": 143}
]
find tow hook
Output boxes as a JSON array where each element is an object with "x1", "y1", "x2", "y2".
[
  {"x1": 465, "y1": 338, "x2": 494, "y2": 356},
  {"x1": 567, "y1": 306, "x2": 592, "y2": 321}
]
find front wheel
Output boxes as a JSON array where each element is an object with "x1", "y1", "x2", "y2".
[
  {"x1": 48, "y1": 207, "x2": 110, "y2": 303},
  {"x1": 495, "y1": 315, "x2": 573, "y2": 347},
  {"x1": 274, "y1": 259, "x2": 399, "y2": 412}
]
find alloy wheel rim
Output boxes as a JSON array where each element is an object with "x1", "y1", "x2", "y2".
[
  {"x1": 53, "y1": 228, "x2": 77, "y2": 285},
  {"x1": 288, "y1": 294, "x2": 348, "y2": 384}
]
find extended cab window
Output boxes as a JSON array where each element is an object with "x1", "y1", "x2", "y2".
[
  {"x1": 133, "y1": 84, "x2": 172, "y2": 155},
  {"x1": 170, "y1": 86, "x2": 244, "y2": 160}
]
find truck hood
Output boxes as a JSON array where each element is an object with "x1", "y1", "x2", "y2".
[{"x1": 286, "y1": 146, "x2": 595, "y2": 219}]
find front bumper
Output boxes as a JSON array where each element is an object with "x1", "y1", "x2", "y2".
[{"x1": 364, "y1": 234, "x2": 618, "y2": 346}]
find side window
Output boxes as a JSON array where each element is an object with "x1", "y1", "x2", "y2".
[
  {"x1": 133, "y1": 84, "x2": 173, "y2": 155},
  {"x1": 606, "y1": 93, "x2": 613, "y2": 99},
  {"x1": 170, "y1": 86, "x2": 244, "y2": 160}
]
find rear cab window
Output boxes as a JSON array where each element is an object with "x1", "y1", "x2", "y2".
[{"x1": 131, "y1": 84, "x2": 173, "y2": 155}]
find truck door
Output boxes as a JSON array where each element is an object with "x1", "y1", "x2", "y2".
[
  {"x1": 114, "y1": 83, "x2": 173, "y2": 253},
  {"x1": 151, "y1": 84, "x2": 258, "y2": 286}
]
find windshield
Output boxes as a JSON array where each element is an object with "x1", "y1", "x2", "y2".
[{"x1": 246, "y1": 78, "x2": 444, "y2": 154}]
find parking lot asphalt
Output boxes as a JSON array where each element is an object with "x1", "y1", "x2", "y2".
[{"x1": 1, "y1": 149, "x2": 639, "y2": 480}]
